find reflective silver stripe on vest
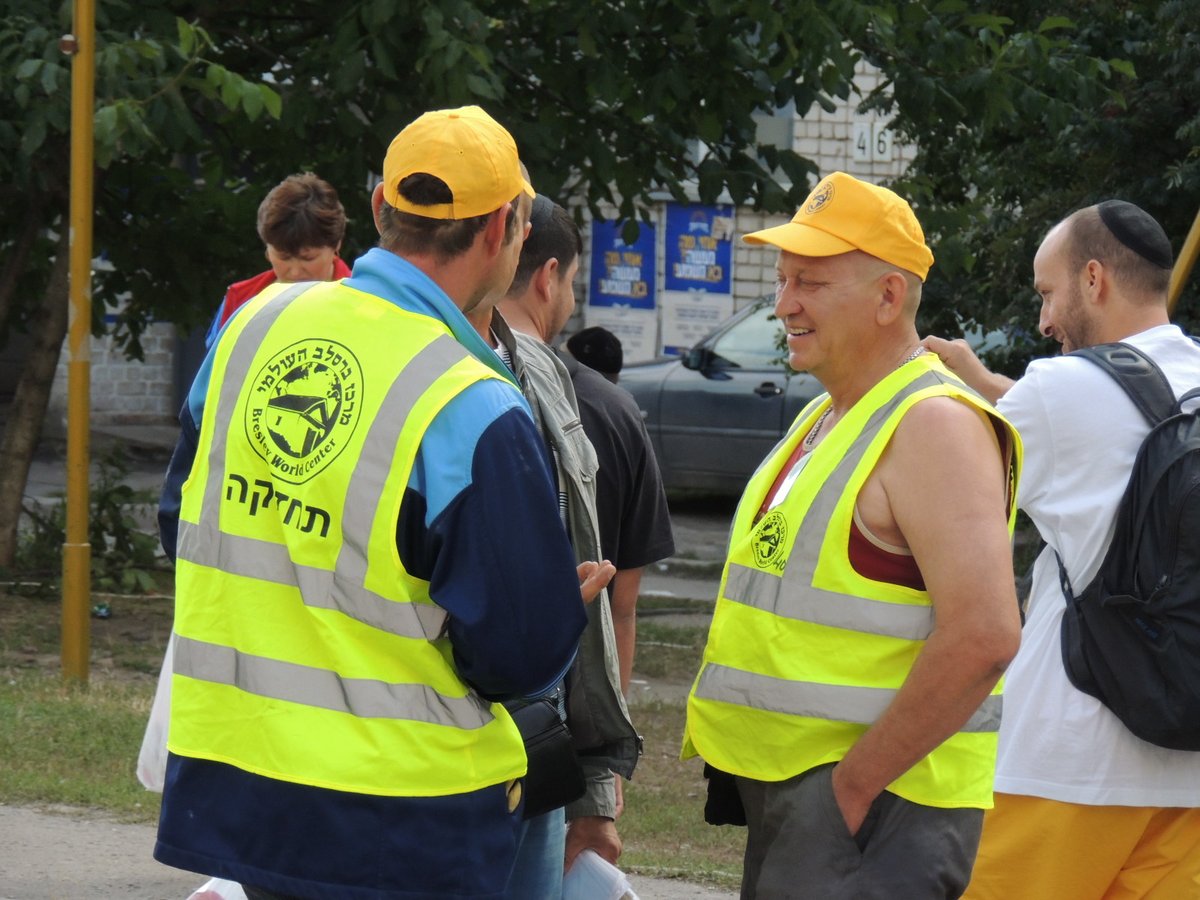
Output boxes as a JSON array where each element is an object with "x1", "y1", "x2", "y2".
[
  {"x1": 695, "y1": 663, "x2": 1002, "y2": 733},
  {"x1": 174, "y1": 634, "x2": 493, "y2": 729},
  {"x1": 178, "y1": 283, "x2": 466, "y2": 640},
  {"x1": 724, "y1": 370, "x2": 951, "y2": 640},
  {"x1": 723, "y1": 563, "x2": 934, "y2": 640}
]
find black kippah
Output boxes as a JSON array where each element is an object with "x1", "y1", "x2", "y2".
[
  {"x1": 530, "y1": 193, "x2": 554, "y2": 231},
  {"x1": 1097, "y1": 200, "x2": 1173, "y2": 269}
]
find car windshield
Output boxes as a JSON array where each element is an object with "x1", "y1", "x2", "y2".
[{"x1": 709, "y1": 304, "x2": 781, "y2": 369}]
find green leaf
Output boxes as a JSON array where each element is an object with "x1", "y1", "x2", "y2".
[
  {"x1": 93, "y1": 104, "x2": 118, "y2": 144},
  {"x1": 260, "y1": 84, "x2": 282, "y2": 119},
  {"x1": 1110, "y1": 58, "x2": 1136, "y2": 79},
  {"x1": 371, "y1": 37, "x2": 397, "y2": 79},
  {"x1": 19, "y1": 112, "x2": 45, "y2": 157},
  {"x1": 176, "y1": 17, "x2": 195, "y2": 57},
  {"x1": 1037, "y1": 16, "x2": 1074, "y2": 34},
  {"x1": 466, "y1": 73, "x2": 499, "y2": 100},
  {"x1": 40, "y1": 62, "x2": 59, "y2": 95},
  {"x1": 220, "y1": 77, "x2": 239, "y2": 111},
  {"x1": 15, "y1": 58, "x2": 42, "y2": 80},
  {"x1": 241, "y1": 81, "x2": 264, "y2": 121}
]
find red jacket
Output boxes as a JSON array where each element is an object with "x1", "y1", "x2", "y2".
[{"x1": 205, "y1": 257, "x2": 353, "y2": 347}]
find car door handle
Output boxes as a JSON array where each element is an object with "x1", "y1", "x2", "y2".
[{"x1": 754, "y1": 382, "x2": 783, "y2": 397}]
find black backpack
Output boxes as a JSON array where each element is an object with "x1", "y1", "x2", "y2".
[{"x1": 1057, "y1": 341, "x2": 1200, "y2": 751}]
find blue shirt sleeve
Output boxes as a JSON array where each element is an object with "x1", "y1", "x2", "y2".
[{"x1": 401, "y1": 385, "x2": 586, "y2": 701}]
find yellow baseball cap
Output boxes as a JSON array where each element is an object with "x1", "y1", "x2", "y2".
[
  {"x1": 382, "y1": 106, "x2": 535, "y2": 220},
  {"x1": 743, "y1": 172, "x2": 934, "y2": 281}
]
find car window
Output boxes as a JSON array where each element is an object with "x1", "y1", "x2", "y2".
[{"x1": 710, "y1": 304, "x2": 783, "y2": 369}]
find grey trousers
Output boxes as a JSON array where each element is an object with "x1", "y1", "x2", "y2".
[{"x1": 736, "y1": 764, "x2": 983, "y2": 900}]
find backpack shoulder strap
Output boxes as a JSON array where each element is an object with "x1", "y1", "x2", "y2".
[{"x1": 1072, "y1": 342, "x2": 1176, "y2": 425}]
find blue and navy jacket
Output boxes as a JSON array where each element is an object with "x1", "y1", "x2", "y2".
[{"x1": 154, "y1": 248, "x2": 585, "y2": 899}]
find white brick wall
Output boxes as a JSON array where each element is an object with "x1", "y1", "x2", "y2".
[{"x1": 48, "y1": 321, "x2": 179, "y2": 429}]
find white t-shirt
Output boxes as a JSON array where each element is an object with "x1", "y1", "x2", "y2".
[{"x1": 994, "y1": 324, "x2": 1200, "y2": 807}]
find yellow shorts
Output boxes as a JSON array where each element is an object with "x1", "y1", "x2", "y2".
[{"x1": 964, "y1": 793, "x2": 1200, "y2": 900}]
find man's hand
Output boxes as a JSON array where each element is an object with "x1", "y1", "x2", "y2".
[
  {"x1": 829, "y1": 762, "x2": 875, "y2": 836},
  {"x1": 920, "y1": 335, "x2": 1014, "y2": 404},
  {"x1": 577, "y1": 560, "x2": 616, "y2": 605},
  {"x1": 564, "y1": 815, "x2": 621, "y2": 871}
]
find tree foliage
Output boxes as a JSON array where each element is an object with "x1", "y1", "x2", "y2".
[
  {"x1": 860, "y1": 0, "x2": 1200, "y2": 368},
  {"x1": 0, "y1": 0, "x2": 279, "y2": 565},
  {"x1": 9, "y1": 0, "x2": 1195, "y2": 358}
]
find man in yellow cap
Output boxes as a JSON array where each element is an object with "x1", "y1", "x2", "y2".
[
  {"x1": 154, "y1": 106, "x2": 612, "y2": 899},
  {"x1": 682, "y1": 171, "x2": 1024, "y2": 898}
]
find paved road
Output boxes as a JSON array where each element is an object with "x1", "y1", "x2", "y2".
[{"x1": 0, "y1": 805, "x2": 737, "y2": 900}]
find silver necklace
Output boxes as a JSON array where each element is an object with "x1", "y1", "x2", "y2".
[
  {"x1": 802, "y1": 406, "x2": 833, "y2": 449},
  {"x1": 804, "y1": 347, "x2": 926, "y2": 451}
]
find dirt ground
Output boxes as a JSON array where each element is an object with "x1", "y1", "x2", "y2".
[{"x1": 0, "y1": 590, "x2": 174, "y2": 682}]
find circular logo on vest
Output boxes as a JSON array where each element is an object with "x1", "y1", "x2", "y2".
[
  {"x1": 752, "y1": 510, "x2": 789, "y2": 568},
  {"x1": 804, "y1": 181, "x2": 835, "y2": 216},
  {"x1": 244, "y1": 339, "x2": 363, "y2": 484}
]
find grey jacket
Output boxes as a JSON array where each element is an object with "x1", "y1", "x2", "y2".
[{"x1": 495, "y1": 316, "x2": 641, "y2": 820}]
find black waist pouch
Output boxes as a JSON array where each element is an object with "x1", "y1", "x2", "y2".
[
  {"x1": 511, "y1": 698, "x2": 586, "y2": 820},
  {"x1": 703, "y1": 762, "x2": 746, "y2": 826}
]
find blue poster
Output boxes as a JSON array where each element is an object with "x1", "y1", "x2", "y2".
[
  {"x1": 664, "y1": 203, "x2": 734, "y2": 294},
  {"x1": 589, "y1": 219, "x2": 656, "y2": 310}
]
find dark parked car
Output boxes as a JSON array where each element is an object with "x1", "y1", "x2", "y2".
[{"x1": 621, "y1": 297, "x2": 820, "y2": 494}]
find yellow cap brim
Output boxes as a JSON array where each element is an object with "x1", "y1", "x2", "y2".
[
  {"x1": 742, "y1": 221, "x2": 858, "y2": 257},
  {"x1": 520, "y1": 177, "x2": 535, "y2": 199}
]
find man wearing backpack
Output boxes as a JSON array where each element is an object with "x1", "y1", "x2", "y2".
[{"x1": 924, "y1": 200, "x2": 1200, "y2": 898}]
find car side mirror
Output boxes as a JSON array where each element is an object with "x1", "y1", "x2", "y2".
[{"x1": 682, "y1": 347, "x2": 710, "y2": 371}]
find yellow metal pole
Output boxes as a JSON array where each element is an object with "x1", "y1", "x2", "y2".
[
  {"x1": 1169, "y1": 207, "x2": 1200, "y2": 317},
  {"x1": 62, "y1": 0, "x2": 95, "y2": 683}
]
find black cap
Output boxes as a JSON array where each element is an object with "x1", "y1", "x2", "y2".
[
  {"x1": 567, "y1": 326, "x2": 623, "y2": 375},
  {"x1": 1096, "y1": 200, "x2": 1173, "y2": 269}
]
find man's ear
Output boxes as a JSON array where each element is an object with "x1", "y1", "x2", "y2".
[
  {"x1": 875, "y1": 270, "x2": 908, "y2": 325},
  {"x1": 534, "y1": 257, "x2": 560, "y2": 303},
  {"x1": 481, "y1": 203, "x2": 513, "y2": 258},
  {"x1": 1083, "y1": 259, "x2": 1106, "y2": 305},
  {"x1": 370, "y1": 183, "x2": 387, "y2": 235}
]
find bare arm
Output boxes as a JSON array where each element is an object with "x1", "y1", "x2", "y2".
[
  {"x1": 921, "y1": 336, "x2": 1015, "y2": 404},
  {"x1": 831, "y1": 398, "x2": 1021, "y2": 833},
  {"x1": 609, "y1": 567, "x2": 643, "y2": 694}
]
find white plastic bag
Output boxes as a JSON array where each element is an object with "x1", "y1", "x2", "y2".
[
  {"x1": 186, "y1": 877, "x2": 248, "y2": 900},
  {"x1": 562, "y1": 850, "x2": 640, "y2": 900},
  {"x1": 137, "y1": 630, "x2": 175, "y2": 791}
]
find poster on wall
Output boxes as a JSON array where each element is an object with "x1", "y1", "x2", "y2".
[
  {"x1": 660, "y1": 290, "x2": 735, "y2": 356},
  {"x1": 588, "y1": 218, "x2": 657, "y2": 310},
  {"x1": 582, "y1": 305, "x2": 659, "y2": 365},
  {"x1": 664, "y1": 203, "x2": 734, "y2": 294}
]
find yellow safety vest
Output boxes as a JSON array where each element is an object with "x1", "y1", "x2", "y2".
[
  {"x1": 683, "y1": 354, "x2": 1022, "y2": 808},
  {"x1": 169, "y1": 280, "x2": 528, "y2": 797}
]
